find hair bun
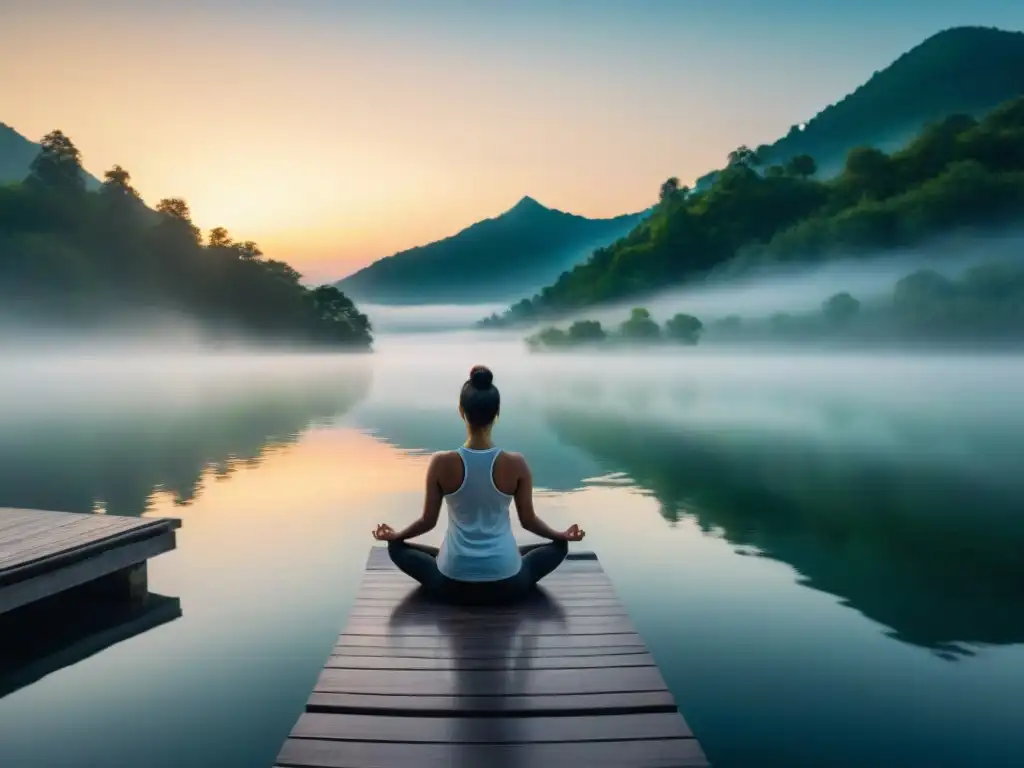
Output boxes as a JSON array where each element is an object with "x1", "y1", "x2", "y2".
[{"x1": 469, "y1": 365, "x2": 494, "y2": 389}]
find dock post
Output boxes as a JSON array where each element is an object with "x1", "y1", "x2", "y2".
[{"x1": 81, "y1": 562, "x2": 149, "y2": 604}]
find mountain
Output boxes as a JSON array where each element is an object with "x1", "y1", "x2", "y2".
[
  {"x1": 490, "y1": 92, "x2": 1024, "y2": 324},
  {"x1": 696, "y1": 26, "x2": 1024, "y2": 189},
  {"x1": 334, "y1": 196, "x2": 648, "y2": 305},
  {"x1": 1, "y1": 122, "x2": 101, "y2": 189}
]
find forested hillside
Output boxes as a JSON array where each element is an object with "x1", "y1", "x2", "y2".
[
  {"x1": 486, "y1": 94, "x2": 1024, "y2": 327},
  {"x1": 336, "y1": 196, "x2": 646, "y2": 305},
  {"x1": 695, "y1": 26, "x2": 1024, "y2": 188},
  {"x1": 0, "y1": 130, "x2": 372, "y2": 348}
]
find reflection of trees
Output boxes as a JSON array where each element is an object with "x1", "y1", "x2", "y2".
[
  {"x1": 547, "y1": 408, "x2": 1024, "y2": 655},
  {"x1": 0, "y1": 369, "x2": 370, "y2": 516}
]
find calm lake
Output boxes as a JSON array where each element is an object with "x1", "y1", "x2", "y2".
[{"x1": 1, "y1": 333, "x2": 1023, "y2": 768}]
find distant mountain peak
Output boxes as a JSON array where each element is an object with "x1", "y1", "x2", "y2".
[
  {"x1": 334, "y1": 195, "x2": 647, "y2": 305},
  {"x1": 508, "y1": 195, "x2": 547, "y2": 213},
  {"x1": 693, "y1": 24, "x2": 1024, "y2": 189}
]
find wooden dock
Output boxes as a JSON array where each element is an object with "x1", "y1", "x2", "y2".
[
  {"x1": 0, "y1": 508, "x2": 181, "y2": 616},
  {"x1": 275, "y1": 546, "x2": 709, "y2": 767}
]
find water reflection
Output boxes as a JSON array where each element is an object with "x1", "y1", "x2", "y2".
[
  {"x1": 0, "y1": 357, "x2": 371, "y2": 515},
  {"x1": 352, "y1": 349, "x2": 1024, "y2": 655},
  {"x1": 547, "y1": 404, "x2": 1024, "y2": 655},
  {"x1": 388, "y1": 588, "x2": 566, "y2": 767},
  {"x1": 0, "y1": 585, "x2": 181, "y2": 699}
]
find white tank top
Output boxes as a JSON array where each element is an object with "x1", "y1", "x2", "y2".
[{"x1": 436, "y1": 447, "x2": 522, "y2": 582}]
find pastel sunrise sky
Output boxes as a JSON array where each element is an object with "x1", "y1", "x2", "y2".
[{"x1": 2, "y1": 0, "x2": 1022, "y2": 283}]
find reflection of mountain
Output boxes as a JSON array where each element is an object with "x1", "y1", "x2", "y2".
[
  {"x1": 0, "y1": 365, "x2": 371, "y2": 516},
  {"x1": 349, "y1": 400, "x2": 600, "y2": 493},
  {"x1": 547, "y1": 407, "x2": 1024, "y2": 654}
]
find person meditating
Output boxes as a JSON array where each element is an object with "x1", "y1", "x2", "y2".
[{"x1": 372, "y1": 365, "x2": 585, "y2": 604}]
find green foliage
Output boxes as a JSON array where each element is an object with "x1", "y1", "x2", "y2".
[
  {"x1": 727, "y1": 145, "x2": 761, "y2": 168},
  {"x1": 526, "y1": 307, "x2": 705, "y2": 352},
  {"x1": 701, "y1": 261, "x2": 1024, "y2": 344},
  {"x1": 488, "y1": 93, "x2": 1024, "y2": 325},
  {"x1": 0, "y1": 131, "x2": 373, "y2": 349},
  {"x1": 742, "y1": 27, "x2": 1024, "y2": 172},
  {"x1": 822, "y1": 292, "x2": 861, "y2": 326},
  {"x1": 659, "y1": 177, "x2": 680, "y2": 203},
  {"x1": 889, "y1": 263, "x2": 1024, "y2": 338},
  {"x1": 567, "y1": 319, "x2": 606, "y2": 342},
  {"x1": 619, "y1": 307, "x2": 661, "y2": 340},
  {"x1": 664, "y1": 313, "x2": 704, "y2": 344},
  {"x1": 26, "y1": 130, "x2": 86, "y2": 194},
  {"x1": 525, "y1": 326, "x2": 570, "y2": 351},
  {"x1": 785, "y1": 154, "x2": 818, "y2": 178},
  {"x1": 339, "y1": 196, "x2": 646, "y2": 305}
]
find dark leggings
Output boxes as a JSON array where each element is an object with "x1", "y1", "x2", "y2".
[{"x1": 387, "y1": 539, "x2": 568, "y2": 605}]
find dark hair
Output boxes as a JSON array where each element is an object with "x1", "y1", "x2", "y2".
[{"x1": 460, "y1": 365, "x2": 500, "y2": 428}]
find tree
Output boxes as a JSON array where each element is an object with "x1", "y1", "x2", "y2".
[
  {"x1": 785, "y1": 154, "x2": 817, "y2": 178},
  {"x1": 893, "y1": 270, "x2": 956, "y2": 314},
  {"x1": 982, "y1": 96, "x2": 1024, "y2": 132},
  {"x1": 310, "y1": 285, "x2": 373, "y2": 345},
  {"x1": 567, "y1": 319, "x2": 606, "y2": 342},
  {"x1": 821, "y1": 292, "x2": 861, "y2": 326},
  {"x1": 208, "y1": 227, "x2": 232, "y2": 249},
  {"x1": 843, "y1": 146, "x2": 896, "y2": 198},
  {"x1": 619, "y1": 307, "x2": 661, "y2": 340},
  {"x1": 526, "y1": 326, "x2": 569, "y2": 350},
  {"x1": 262, "y1": 258, "x2": 302, "y2": 284},
  {"x1": 27, "y1": 130, "x2": 86, "y2": 192},
  {"x1": 664, "y1": 313, "x2": 704, "y2": 344},
  {"x1": 156, "y1": 197, "x2": 200, "y2": 243},
  {"x1": 480, "y1": 94, "x2": 1024, "y2": 325},
  {"x1": 727, "y1": 145, "x2": 761, "y2": 168},
  {"x1": 0, "y1": 129, "x2": 375, "y2": 350},
  {"x1": 233, "y1": 240, "x2": 263, "y2": 261},
  {"x1": 101, "y1": 165, "x2": 139, "y2": 199},
  {"x1": 659, "y1": 177, "x2": 681, "y2": 203}
]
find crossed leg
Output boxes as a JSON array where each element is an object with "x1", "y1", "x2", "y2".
[{"x1": 386, "y1": 539, "x2": 569, "y2": 598}]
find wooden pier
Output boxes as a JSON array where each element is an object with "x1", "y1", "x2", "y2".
[
  {"x1": 0, "y1": 508, "x2": 181, "y2": 616},
  {"x1": 275, "y1": 546, "x2": 709, "y2": 767}
]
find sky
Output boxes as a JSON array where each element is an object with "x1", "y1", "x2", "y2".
[{"x1": 2, "y1": 0, "x2": 1023, "y2": 283}]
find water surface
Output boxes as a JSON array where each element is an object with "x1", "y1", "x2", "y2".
[{"x1": 0, "y1": 338, "x2": 1022, "y2": 767}]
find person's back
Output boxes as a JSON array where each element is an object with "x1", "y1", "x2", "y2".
[
  {"x1": 372, "y1": 364, "x2": 586, "y2": 604},
  {"x1": 436, "y1": 446, "x2": 521, "y2": 582}
]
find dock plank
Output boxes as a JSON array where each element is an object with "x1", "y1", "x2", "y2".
[
  {"x1": 326, "y1": 652, "x2": 654, "y2": 670},
  {"x1": 340, "y1": 617, "x2": 639, "y2": 636},
  {"x1": 277, "y1": 737, "x2": 709, "y2": 768},
  {"x1": 306, "y1": 690, "x2": 680, "y2": 716},
  {"x1": 314, "y1": 666, "x2": 671, "y2": 696},
  {"x1": 276, "y1": 546, "x2": 709, "y2": 767},
  {"x1": 290, "y1": 710, "x2": 691, "y2": 742},
  {"x1": 0, "y1": 508, "x2": 181, "y2": 615},
  {"x1": 333, "y1": 632, "x2": 646, "y2": 653},
  {"x1": 330, "y1": 643, "x2": 649, "y2": 660}
]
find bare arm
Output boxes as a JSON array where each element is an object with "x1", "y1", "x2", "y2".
[
  {"x1": 513, "y1": 457, "x2": 567, "y2": 541},
  {"x1": 393, "y1": 453, "x2": 444, "y2": 541}
]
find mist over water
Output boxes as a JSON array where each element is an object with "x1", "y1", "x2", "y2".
[
  {"x1": 360, "y1": 302, "x2": 507, "y2": 333},
  {"x1": 532, "y1": 230, "x2": 1024, "y2": 327},
  {"x1": 1, "y1": 328, "x2": 1023, "y2": 768}
]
